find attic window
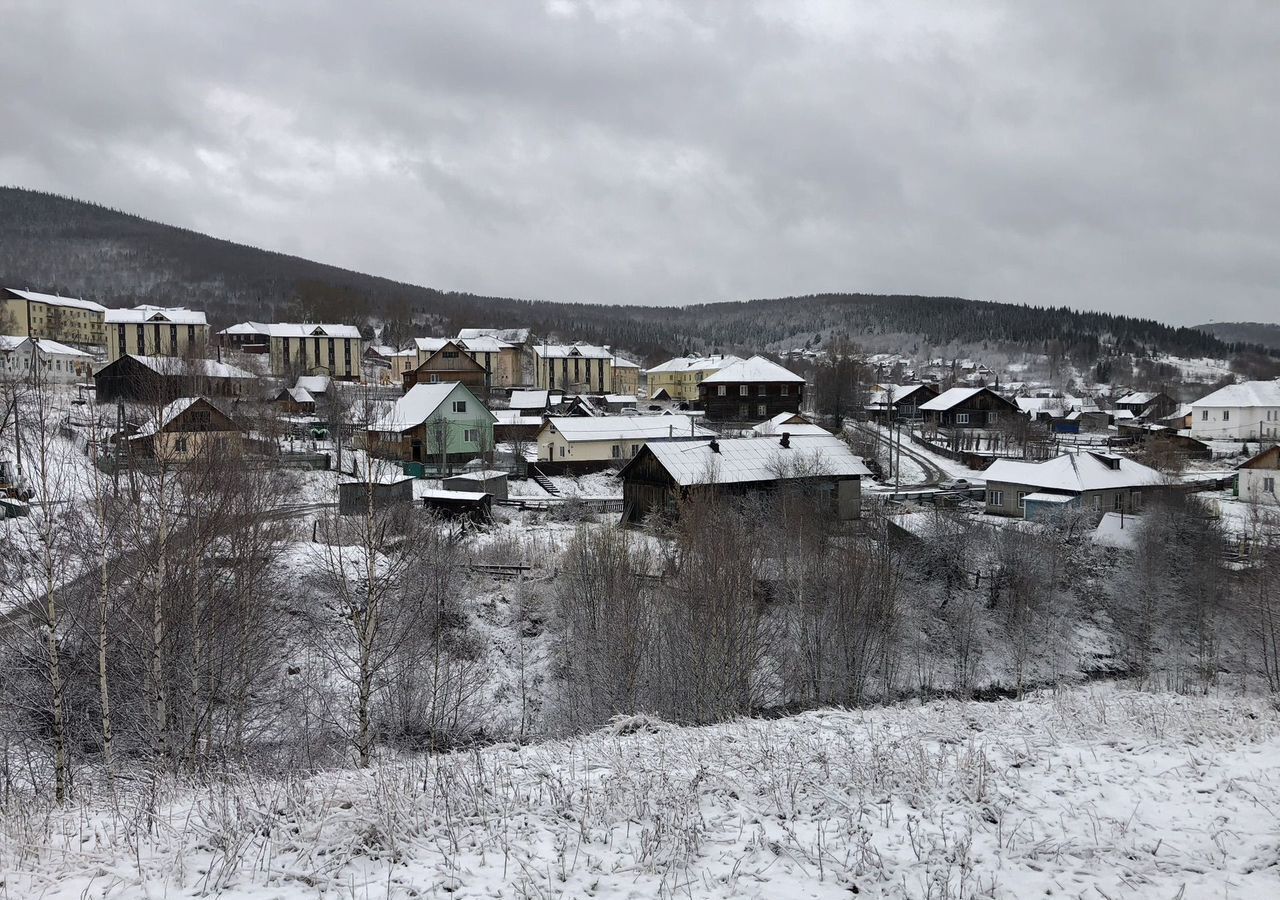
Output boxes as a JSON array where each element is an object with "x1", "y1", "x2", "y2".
[{"x1": 311, "y1": 327, "x2": 327, "y2": 336}]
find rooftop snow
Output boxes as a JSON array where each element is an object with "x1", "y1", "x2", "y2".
[
  {"x1": 456, "y1": 327, "x2": 529, "y2": 344},
  {"x1": 509, "y1": 389, "x2": 550, "y2": 409},
  {"x1": 267, "y1": 323, "x2": 362, "y2": 338},
  {"x1": 985, "y1": 451, "x2": 1165, "y2": 493},
  {"x1": 369, "y1": 383, "x2": 492, "y2": 432},
  {"x1": 0, "y1": 336, "x2": 91, "y2": 356},
  {"x1": 1192, "y1": 380, "x2": 1280, "y2": 408},
  {"x1": 294, "y1": 375, "x2": 331, "y2": 394},
  {"x1": 104, "y1": 305, "x2": 207, "y2": 325},
  {"x1": 919, "y1": 386, "x2": 988, "y2": 411},
  {"x1": 545, "y1": 414, "x2": 711, "y2": 442},
  {"x1": 644, "y1": 354, "x2": 742, "y2": 375},
  {"x1": 534, "y1": 342, "x2": 614, "y2": 359},
  {"x1": 633, "y1": 434, "x2": 871, "y2": 487},
  {"x1": 126, "y1": 355, "x2": 254, "y2": 379},
  {"x1": 699, "y1": 355, "x2": 805, "y2": 385},
  {"x1": 4, "y1": 288, "x2": 107, "y2": 313},
  {"x1": 611, "y1": 355, "x2": 641, "y2": 369}
]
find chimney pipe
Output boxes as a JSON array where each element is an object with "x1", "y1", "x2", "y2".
[
  {"x1": 709, "y1": 439, "x2": 720, "y2": 454},
  {"x1": 780, "y1": 432, "x2": 791, "y2": 449}
]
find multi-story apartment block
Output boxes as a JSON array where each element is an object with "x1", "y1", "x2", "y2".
[
  {"x1": 1, "y1": 288, "x2": 107, "y2": 346},
  {"x1": 104, "y1": 306, "x2": 210, "y2": 361}
]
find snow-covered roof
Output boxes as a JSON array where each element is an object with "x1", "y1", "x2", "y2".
[
  {"x1": 285, "y1": 387, "x2": 314, "y2": 404},
  {"x1": 644, "y1": 354, "x2": 742, "y2": 375},
  {"x1": 604, "y1": 394, "x2": 638, "y2": 405},
  {"x1": 1112, "y1": 409, "x2": 1136, "y2": 421},
  {"x1": 493, "y1": 409, "x2": 542, "y2": 426},
  {"x1": 269, "y1": 323, "x2": 362, "y2": 339},
  {"x1": 544, "y1": 415, "x2": 711, "y2": 443},
  {"x1": 1117, "y1": 391, "x2": 1160, "y2": 405},
  {"x1": 751, "y1": 412, "x2": 829, "y2": 436},
  {"x1": 1022, "y1": 492, "x2": 1075, "y2": 504},
  {"x1": 0, "y1": 336, "x2": 90, "y2": 357},
  {"x1": 1015, "y1": 396, "x2": 1075, "y2": 415},
  {"x1": 105, "y1": 306, "x2": 206, "y2": 325},
  {"x1": 984, "y1": 452, "x2": 1165, "y2": 493},
  {"x1": 700, "y1": 356, "x2": 805, "y2": 385},
  {"x1": 1192, "y1": 380, "x2": 1280, "y2": 409},
  {"x1": 509, "y1": 389, "x2": 550, "y2": 410},
  {"x1": 4, "y1": 288, "x2": 107, "y2": 313},
  {"x1": 611, "y1": 355, "x2": 641, "y2": 369},
  {"x1": 414, "y1": 337, "x2": 451, "y2": 353},
  {"x1": 534, "y1": 342, "x2": 614, "y2": 359},
  {"x1": 369, "y1": 383, "x2": 492, "y2": 432},
  {"x1": 919, "y1": 387, "x2": 988, "y2": 411},
  {"x1": 133, "y1": 396, "x2": 235, "y2": 437},
  {"x1": 456, "y1": 327, "x2": 529, "y2": 344},
  {"x1": 420, "y1": 488, "x2": 490, "y2": 501},
  {"x1": 631, "y1": 434, "x2": 871, "y2": 487},
  {"x1": 445, "y1": 469, "x2": 508, "y2": 481},
  {"x1": 457, "y1": 336, "x2": 506, "y2": 353},
  {"x1": 1093, "y1": 511, "x2": 1142, "y2": 549},
  {"x1": 126, "y1": 355, "x2": 254, "y2": 379},
  {"x1": 217, "y1": 322, "x2": 270, "y2": 335},
  {"x1": 294, "y1": 375, "x2": 331, "y2": 394}
]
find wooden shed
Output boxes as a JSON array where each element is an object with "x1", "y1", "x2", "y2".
[
  {"x1": 442, "y1": 470, "x2": 509, "y2": 500},
  {"x1": 420, "y1": 488, "x2": 492, "y2": 523},
  {"x1": 338, "y1": 476, "x2": 415, "y2": 516}
]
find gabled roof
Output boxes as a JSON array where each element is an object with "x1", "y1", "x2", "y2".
[
  {"x1": 542, "y1": 415, "x2": 711, "y2": 443},
  {"x1": 918, "y1": 386, "x2": 1017, "y2": 412},
  {"x1": 984, "y1": 451, "x2": 1165, "y2": 493},
  {"x1": 4, "y1": 288, "x2": 107, "y2": 313},
  {"x1": 611, "y1": 355, "x2": 641, "y2": 369},
  {"x1": 283, "y1": 386, "x2": 315, "y2": 404},
  {"x1": 1116, "y1": 391, "x2": 1161, "y2": 406},
  {"x1": 217, "y1": 321, "x2": 270, "y2": 335},
  {"x1": 104, "y1": 305, "x2": 207, "y2": 325},
  {"x1": 134, "y1": 396, "x2": 237, "y2": 437},
  {"x1": 294, "y1": 374, "x2": 331, "y2": 395},
  {"x1": 700, "y1": 356, "x2": 805, "y2": 385},
  {"x1": 121, "y1": 355, "x2": 254, "y2": 379},
  {"x1": 623, "y1": 434, "x2": 871, "y2": 487},
  {"x1": 1239, "y1": 445, "x2": 1280, "y2": 471},
  {"x1": 414, "y1": 337, "x2": 451, "y2": 353},
  {"x1": 1192, "y1": 380, "x2": 1280, "y2": 409},
  {"x1": 534, "y1": 342, "x2": 614, "y2": 359},
  {"x1": 456, "y1": 327, "x2": 530, "y2": 344},
  {"x1": 267, "y1": 323, "x2": 362, "y2": 339},
  {"x1": 644, "y1": 354, "x2": 742, "y2": 375},
  {"x1": 751, "y1": 412, "x2": 829, "y2": 436},
  {"x1": 509, "y1": 389, "x2": 550, "y2": 410},
  {"x1": 868, "y1": 383, "x2": 936, "y2": 407},
  {"x1": 0, "y1": 336, "x2": 91, "y2": 357},
  {"x1": 369, "y1": 382, "x2": 493, "y2": 432},
  {"x1": 457, "y1": 336, "x2": 507, "y2": 353}
]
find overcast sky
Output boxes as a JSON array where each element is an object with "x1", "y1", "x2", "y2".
[{"x1": 2, "y1": 1, "x2": 1277, "y2": 325}]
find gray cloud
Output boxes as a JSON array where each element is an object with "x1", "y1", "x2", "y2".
[{"x1": 1, "y1": 0, "x2": 1277, "y2": 324}]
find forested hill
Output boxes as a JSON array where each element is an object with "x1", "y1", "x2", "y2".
[
  {"x1": 1196, "y1": 322, "x2": 1280, "y2": 352},
  {"x1": 0, "y1": 187, "x2": 1247, "y2": 363}
]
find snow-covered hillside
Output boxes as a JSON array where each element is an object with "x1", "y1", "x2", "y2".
[{"x1": 7, "y1": 686, "x2": 1277, "y2": 899}]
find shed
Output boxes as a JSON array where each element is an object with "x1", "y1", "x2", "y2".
[
  {"x1": 420, "y1": 488, "x2": 493, "y2": 523},
  {"x1": 338, "y1": 476, "x2": 415, "y2": 516},
  {"x1": 442, "y1": 469, "x2": 509, "y2": 500},
  {"x1": 1021, "y1": 492, "x2": 1081, "y2": 521}
]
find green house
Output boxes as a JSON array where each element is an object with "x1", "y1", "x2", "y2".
[{"x1": 365, "y1": 382, "x2": 496, "y2": 472}]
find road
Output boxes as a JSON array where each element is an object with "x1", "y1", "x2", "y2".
[{"x1": 847, "y1": 422, "x2": 948, "y2": 488}]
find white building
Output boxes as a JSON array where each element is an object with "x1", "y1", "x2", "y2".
[
  {"x1": 537, "y1": 414, "x2": 712, "y2": 466},
  {"x1": 1190, "y1": 381, "x2": 1280, "y2": 441},
  {"x1": 0, "y1": 335, "x2": 95, "y2": 383},
  {"x1": 1238, "y1": 445, "x2": 1280, "y2": 507}
]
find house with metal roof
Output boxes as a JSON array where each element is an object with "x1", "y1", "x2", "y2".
[
  {"x1": 536, "y1": 414, "x2": 712, "y2": 472},
  {"x1": 365, "y1": 382, "x2": 495, "y2": 471},
  {"x1": 644, "y1": 354, "x2": 742, "y2": 401},
  {"x1": 697, "y1": 356, "x2": 805, "y2": 422},
  {"x1": 618, "y1": 433, "x2": 872, "y2": 524},
  {"x1": 918, "y1": 386, "x2": 1019, "y2": 429},
  {"x1": 1190, "y1": 380, "x2": 1280, "y2": 441},
  {"x1": 983, "y1": 451, "x2": 1167, "y2": 518}
]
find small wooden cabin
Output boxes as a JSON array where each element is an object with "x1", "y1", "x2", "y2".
[{"x1": 403, "y1": 340, "x2": 488, "y2": 392}]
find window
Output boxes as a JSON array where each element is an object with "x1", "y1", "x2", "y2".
[
  {"x1": 987, "y1": 490, "x2": 1003, "y2": 506},
  {"x1": 1017, "y1": 491, "x2": 1027, "y2": 509},
  {"x1": 631, "y1": 444, "x2": 640, "y2": 457},
  {"x1": 1114, "y1": 493, "x2": 1123, "y2": 510},
  {"x1": 1093, "y1": 495, "x2": 1102, "y2": 510},
  {"x1": 758, "y1": 385, "x2": 767, "y2": 396},
  {"x1": 739, "y1": 385, "x2": 749, "y2": 396},
  {"x1": 452, "y1": 400, "x2": 467, "y2": 413},
  {"x1": 464, "y1": 428, "x2": 480, "y2": 443},
  {"x1": 1264, "y1": 477, "x2": 1276, "y2": 493},
  {"x1": 430, "y1": 374, "x2": 440, "y2": 383},
  {"x1": 757, "y1": 405, "x2": 767, "y2": 417},
  {"x1": 443, "y1": 350, "x2": 459, "y2": 358},
  {"x1": 717, "y1": 385, "x2": 727, "y2": 397},
  {"x1": 1131, "y1": 491, "x2": 1143, "y2": 508},
  {"x1": 956, "y1": 413, "x2": 970, "y2": 424},
  {"x1": 1202, "y1": 410, "x2": 1209, "y2": 421},
  {"x1": 174, "y1": 437, "x2": 188, "y2": 453},
  {"x1": 780, "y1": 385, "x2": 789, "y2": 396},
  {"x1": 739, "y1": 404, "x2": 749, "y2": 418},
  {"x1": 1223, "y1": 410, "x2": 1230, "y2": 421},
  {"x1": 611, "y1": 444, "x2": 621, "y2": 458},
  {"x1": 559, "y1": 445, "x2": 566, "y2": 457}
]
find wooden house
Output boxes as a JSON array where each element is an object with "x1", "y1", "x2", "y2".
[
  {"x1": 983, "y1": 451, "x2": 1166, "y2": 518},
  {"x1": 751, "y1": 411, "x2": 829, "y2": 436},
  {"x1": 619, "y1": 433, "x2": 872, "y2": 525},
  {"x1": 537, "y1": 414, "x2": 712, "y2": 472},
  {"x1": 126, "y1": 397, "x2": 245, "y2": 462},
  {"x1": 1114, "y1": 391, "x2": 1177, "y2": 422},
  {"x1": 697, "y1": 356, "x2": 806, "y2": 422},
  {"x1": 455, "y1": 327, "x2": 531, "y2": 388},
  {"x1": 365, "y1": 382, "x2": 496, "y2": 471},
  {"x1": 645, "y1": 354, "x2": 742, "y2": 402},
  {"x1": 866, "y1": 383, "x2": 939, "y2": 422},
  {"x1": 276, "y1": 385, "x2": 316, "y2": 415},
  {"x1": 94, "y1": 354, "x2": 255, "y2": 403},
  {"x1": 918, "y1": 386, "x2": 1018, "y2": 429},
  {"x1": 403, "y1": 340, "x2": 489, "y2": 392}
]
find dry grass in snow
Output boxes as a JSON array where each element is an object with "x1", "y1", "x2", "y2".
[{"x1": 3, "y1": 686, "x2": 1278, "y2": 899}]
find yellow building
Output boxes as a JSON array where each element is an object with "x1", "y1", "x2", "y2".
[
  {"x1": 533, "y1": 343, "x2": 615, "y2": 393},
  {"x1": 265, "y1": 323, "x2": 364, "y2": 379},
  {"x1": 611, "y1": 355, "x2": 641, "y2": 396},
  {"x1": 643, "y1": 354, "x2": 741, "y2": 401},
  {"x1": 2, "y1": 288, "x2": 107, "y2": 346},
  {"x1": 104, "y1": 306, "x2": 210, "y2": 361}
]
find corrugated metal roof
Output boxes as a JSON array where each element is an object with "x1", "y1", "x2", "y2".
[
  {"x1": 545, "y1": 415, "x2": 711, "y2": 442},
  {"x1": 638, "y1": 434, "x2": 871, "y2": 487},
  {"x1": 985, "y1": 452, "x2": 1164, "y2": 492},
  {"x1": 700, "y1": 356, "x2": 805, "y2": 385}
]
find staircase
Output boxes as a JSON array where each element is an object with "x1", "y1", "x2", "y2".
[{"x1": 530, "y1": 465, "x2": 560, "y2": 496}]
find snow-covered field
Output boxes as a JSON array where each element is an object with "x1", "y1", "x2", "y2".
[{"x1": 6, "y1": 686, "x2": 1277, "y2": 899}]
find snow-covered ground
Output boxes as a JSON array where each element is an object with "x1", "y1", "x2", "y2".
[{"x1": 7, "y1": 686, "x2": 1277, "y2": 899}]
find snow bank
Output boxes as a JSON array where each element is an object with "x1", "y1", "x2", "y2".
[{"x1": 7, "y1": 686, "x2": 1278, "y2": 899}]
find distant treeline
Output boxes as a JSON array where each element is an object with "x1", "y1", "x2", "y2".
[{"x1": 0, "y1": 187, "x2": 1264, "y2": 364}]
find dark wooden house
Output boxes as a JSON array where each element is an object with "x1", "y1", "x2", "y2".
[
  {"x1": 619, "y1": 433, "x2": 871, "y2": 525},
  {"x1": 403, "y1": 340, "x2": 488, "y2": 393},
  {"x1": 126, "y1": 397, "x2": 245, "y2": 461},
  {"x1": 94, "y1": 354, "x2": 255, "y2": 403},
  {"x1": 696, "y1": 356, "x2": 806, "y2": 422},
  {"x1": 1114, "y1": 391, "x2": 1178, "y2": 422},
  {"x1": 918, "y1": 386, "x2": 1019, "y2": 429}
]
